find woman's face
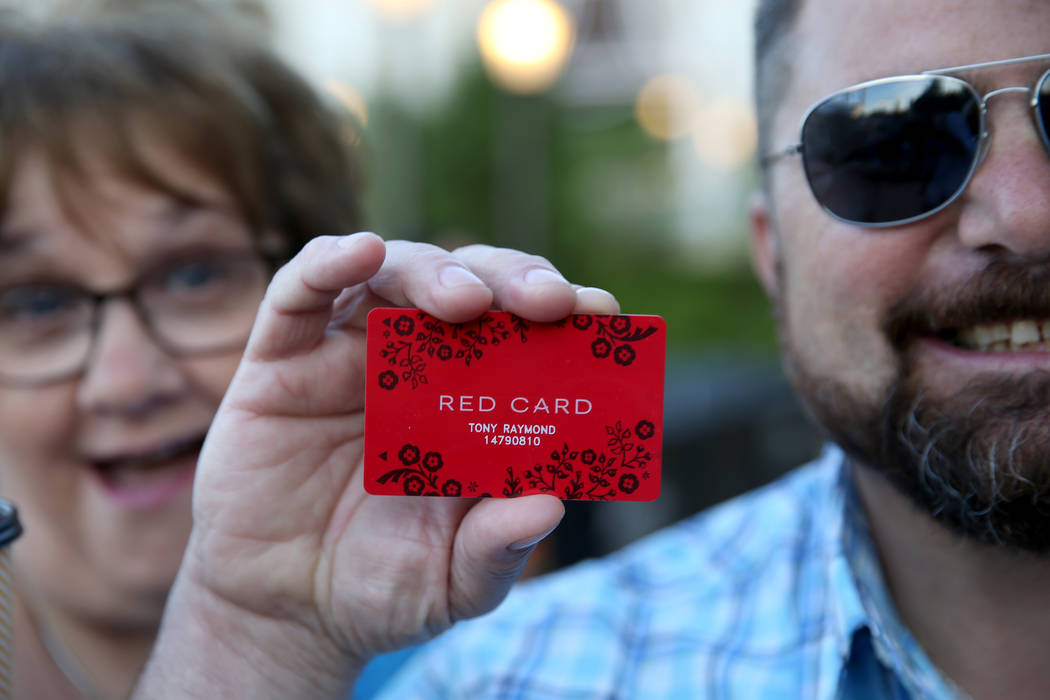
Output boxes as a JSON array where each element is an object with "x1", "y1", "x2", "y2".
[{"x1": 2, "y1": 151, "x2": 260, "y2": 628}]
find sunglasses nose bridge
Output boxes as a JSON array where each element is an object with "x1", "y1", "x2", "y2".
[
  {"x1": 972, "y1": 86, "x2": 1035, "y2": 167},
  {"x1": 980, "y1": 85, "x2": 1032, "y2": 104}
]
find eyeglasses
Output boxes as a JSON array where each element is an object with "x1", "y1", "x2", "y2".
[
  {"x1": 0, "y1": 252, "x2": 270, "y2": 385},
  {"x1": 762, "y1": 53, "x2": 1050, "y2": 227}
]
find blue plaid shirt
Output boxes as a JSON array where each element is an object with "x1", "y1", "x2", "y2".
[{"x1": 378, "y1": 447, "x2": 964, "y2": 698}]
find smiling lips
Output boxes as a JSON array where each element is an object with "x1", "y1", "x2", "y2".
[{"x1": 88, "y1": 434, "x2": 205, "y2": 509}]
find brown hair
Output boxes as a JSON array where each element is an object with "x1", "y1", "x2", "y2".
[{"x1": 0, "y1": 3, "x2": 364, "y2": 265}]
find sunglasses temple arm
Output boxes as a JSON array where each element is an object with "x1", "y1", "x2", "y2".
[
  {"x1": 760, "y1": 143, "x2": 802, "y2": 169},
  {"x1": 923, "y1": 52, "x2": 1050, "y2": 76}
]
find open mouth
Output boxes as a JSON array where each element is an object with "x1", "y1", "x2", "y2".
[
  {"x1": 92, "y1": 433, "x2": 205, "y2": 475},
  {"x1": 88, "y1": 434, "x2": 205, "y2": 507}
]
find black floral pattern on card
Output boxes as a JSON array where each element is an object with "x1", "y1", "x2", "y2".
[
  {"x1": 558, "y1": 314, "x2": 660, "y2": 367},
  {"x1": 501, "y1": 417, "x2": 656, "y2": 501},
  {"x1": 376, "y1": 443, "x2": 462, "y2": 496},
  {"x1": 502, "y1": 466, "x2": 523, "y2": 498},
  {"x1": 378, "y1": 311, "x2": 530, "y2": 390}
]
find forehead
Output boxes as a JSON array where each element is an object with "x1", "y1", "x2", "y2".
[
  {"x1": 0, "y1": 151, "x2": 247, "y2": 272},
  {"x1": 788, "y1": 0, "x2": 1050, "y2": 106}
]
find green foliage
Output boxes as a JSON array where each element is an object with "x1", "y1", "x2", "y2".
[{"x1": 361, "y1": 59, "x2": 775, "y2": 354}]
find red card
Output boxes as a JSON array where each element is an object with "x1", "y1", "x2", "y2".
[{"x1": 364, "y1": 309, "x2": 665, "y2": 501}]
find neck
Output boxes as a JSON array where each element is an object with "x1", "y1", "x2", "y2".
[
  {"x1": 16, "y1": 589, "x2": 157, "y2": 700},
  {"x1": 853, "y1": 464, "x2": 1050, "y2": 700}
]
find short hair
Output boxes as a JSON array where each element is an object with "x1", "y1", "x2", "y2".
[
  {"x1": 753, "y1": 0, "x2": 802, "y2": 174},
  {"x1": 0, "y1": 4, "x2": 364, "y2": 265}
]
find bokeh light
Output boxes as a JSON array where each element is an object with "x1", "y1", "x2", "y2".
[
  {"x1": 323, "y1": 80, "x2": 370, "y2": 127},
  {"x1": 476, "y1": 0, "x2": 576, "y2": 95},
  {"x1": 635, "y1": 74, "x2": 703, "y2": 142},
  {"x1": 691, "y1": 98, "x2": 757, "y2": 169},
  {"x1": 365, "y1": 0, "x2": 439, "y2": 21}
]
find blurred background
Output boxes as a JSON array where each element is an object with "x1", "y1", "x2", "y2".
[
  {"x1": 9, "y1": 0, "x2": 823, "y2": 564},
  {"x1": 6, "y1": 2, "x2": 827, "y2": 692},
  {"x1": 246, "y1": 0, "x2": 824, "y2": 567}
]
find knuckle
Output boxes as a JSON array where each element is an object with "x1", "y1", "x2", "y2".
[
  {"x1": 450, "y1": 243, "x2": 495, "y2": 257},
  {"x1": 522, "y1": 253, "x2": 555, "y2": 269},
  {"x1": 453, "y1": 245, "x2": 555, "y2": 273},
  {"x1": 300, "y1": 234, "x2": 336, "y2": 259},
  {"x1": 387, "y1": 241, "x2": 455, "y2": 270}
]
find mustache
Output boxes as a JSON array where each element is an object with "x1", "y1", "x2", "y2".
[{"x1": 885, "y1": 259, "x2": 1050, "y2": 347}]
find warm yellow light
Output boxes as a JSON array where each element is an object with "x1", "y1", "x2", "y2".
[
  {"x1": 365, "y1": 0, "x2": 438, "y2": 21},
  {"x1": 635, "y1": 74, "x2": 703, "y2": 142},
  {"x1": 323, "y1": 80, "x2": 369, "y2": 128},
  {"x1": 477, "y1": 0, "x2": 576, "y2": 94},
  {"x1": 692, "y1": 98, "x2": 758, "y2": 169}
]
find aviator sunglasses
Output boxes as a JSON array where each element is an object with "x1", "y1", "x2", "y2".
[{"x1": 762, "y1": 53, "x2": 1050, "y2": 227}]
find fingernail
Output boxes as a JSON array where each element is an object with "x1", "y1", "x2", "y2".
[
  {"x1": 575, "y1": 286, "x2": 614, "y2": 299},
  {"x1": 440, "y1": 264, "x2": 484, "y2": 288},
  {"x1": 507, "y1": 525, "x2": 559, "y2": 552},
  {"x1": 524, "y1": 268, "x2": 567, "y2": 285},
  {"x1": 337, "y1": 232, "x2": 373, "y2": 249}
]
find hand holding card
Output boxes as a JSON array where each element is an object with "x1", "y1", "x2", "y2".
[
  {"x1": 365, "y1": 309, "x2": 665, "y2": 501},
  {"x1": 146, "y1": 237, "x2": 627, "y2": 697}
]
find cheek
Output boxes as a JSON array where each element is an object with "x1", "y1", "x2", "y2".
[
  {"x1": 780, "y1": 221, "x2": 936, "y2": 401},
  {"x1": 181, "y1": 351, "x2": 242, "y2": 404},
  {"x1": 0, "y1": 385, "x2": 81, "y2": 579},
  {"x1": 0, "y1": 384, "x2": 77, "y2": 491}
]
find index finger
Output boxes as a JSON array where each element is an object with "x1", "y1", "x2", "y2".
[
  {"x1": 245, "y1": 233, "x2": 386, "y2": 362},
  {"x1": 451, "y1": 245, "x2": 578, "y2": 321}
]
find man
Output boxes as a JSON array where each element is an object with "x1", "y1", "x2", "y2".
[{"x1": 135, "y1": 0, "x2": 1050, "y2": 697}]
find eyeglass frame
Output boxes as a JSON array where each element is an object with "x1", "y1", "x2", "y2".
[
  {"x1": 761, "y1": 52, "x2": 1050, "y2": 228},
  {"x1": 0, "y1": 250, "x2": 273, "y2": 387}
]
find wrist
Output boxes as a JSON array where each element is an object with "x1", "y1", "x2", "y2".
[{"x1": 135, "y1": 568, "x2": 364, "y2": 700}]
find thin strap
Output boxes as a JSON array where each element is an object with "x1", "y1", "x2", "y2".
[{"x1": 0, "y1": 500, "x2": 23, "y2": 700}]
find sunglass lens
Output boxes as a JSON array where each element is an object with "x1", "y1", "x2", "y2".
[
  {"x1": 801, "y1": 76, "x2": 981, "y2": 225},
  {"x1": 1035, "y1": 70, "x2": 1050, "y2": 154}
]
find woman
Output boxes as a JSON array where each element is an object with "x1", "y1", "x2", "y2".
[
  {"x1": 0, "y1": 5, "x2": 363, "y2": 696},
  {"x1": 2, "y1": 4, "x2": 616, "y2": 698}
]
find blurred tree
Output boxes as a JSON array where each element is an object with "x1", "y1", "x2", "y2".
[{"x1": 361, "y1": 59, "x2": 776, "y2": 354}]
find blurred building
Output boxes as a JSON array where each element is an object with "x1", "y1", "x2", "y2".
[{"x1": 261, "y1": 0, "x2": 760, "y2": 269}]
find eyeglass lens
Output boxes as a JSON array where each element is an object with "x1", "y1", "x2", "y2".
[
  {"x1": 0, "y1": 255, "x2": 268, "y2": 384},
  {"x1": 801, "y1": 75, "x2": 984, "y2": 225}
]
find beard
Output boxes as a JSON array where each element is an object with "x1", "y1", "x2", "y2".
[{"x1": 781, "y1": 259, "x2": 1050, "y2": 553}]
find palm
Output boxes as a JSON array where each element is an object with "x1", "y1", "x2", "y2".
[{"x1": 183, "y1": 235, "x2": 598, "y2": 663}]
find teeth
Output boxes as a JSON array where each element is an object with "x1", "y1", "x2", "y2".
[
  {"x1": 1012, "y1": 320, "x2": 1040, "y2": 346},
  {"x1": 955, "y1": 319, "x2": 1050, "y2": 352},
  {"x1": 988, "y1": 324, "x2": 1010, "y2": 342}
]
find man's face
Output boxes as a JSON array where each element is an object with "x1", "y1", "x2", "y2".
[{"x1": 760, "y1": 0, "x2": 1050, "y2": 550}]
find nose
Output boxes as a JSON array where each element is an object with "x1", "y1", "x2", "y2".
[
  {"x1": 954, "y1": 96, "x2": 1050, "y2": 259},
  {"x1": 75, "y1": 299, "x2": 186, "y2": 416}
]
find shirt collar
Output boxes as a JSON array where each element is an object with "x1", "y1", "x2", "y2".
[{"x1": 822, "y1": 446, "x2": 962, "y2": 698}]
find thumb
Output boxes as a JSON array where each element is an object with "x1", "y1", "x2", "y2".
[{"x1": 448, "y1": 495, "x2": 564, "y2": 620}]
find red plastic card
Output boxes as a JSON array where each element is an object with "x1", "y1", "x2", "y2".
[{"x1": 364, "y1": 309, "x2": 665, "y2": 501}]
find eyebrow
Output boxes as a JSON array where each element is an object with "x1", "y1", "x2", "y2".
[
  {"x1": 0, "y1": 196, "x2": 245, "y2": 266},
  {"x1": 154, "y1": 198, "x2": 241, "y2": 229}
]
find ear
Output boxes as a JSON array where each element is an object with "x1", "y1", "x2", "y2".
[{"x1": 749, "y1": 190, "x2": 781, "y2": 298}]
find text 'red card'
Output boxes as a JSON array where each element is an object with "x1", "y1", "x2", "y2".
[{"x1": 364, "y1": 309, "x2": 665, "y2": 501}]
